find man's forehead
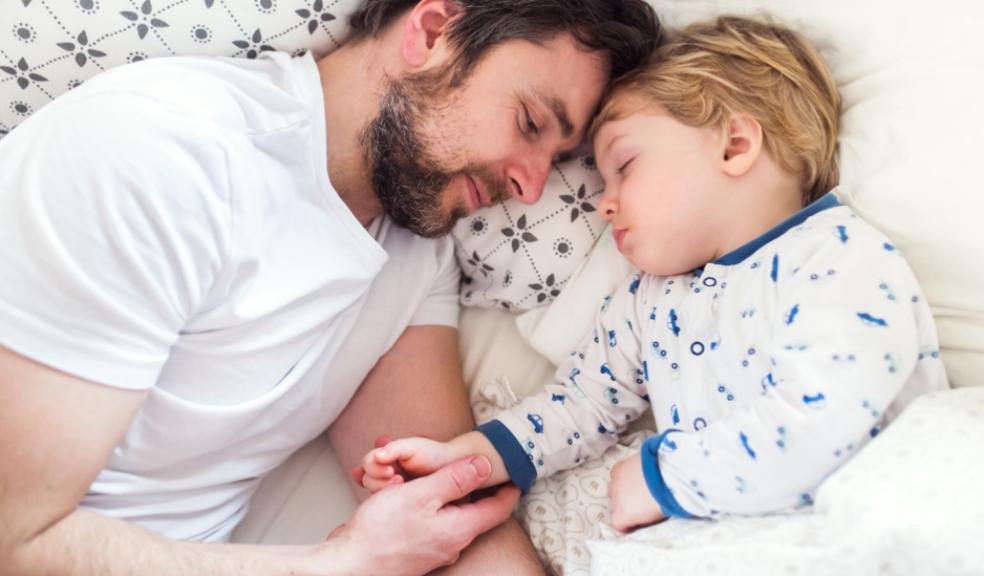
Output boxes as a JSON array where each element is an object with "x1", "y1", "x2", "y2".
[
  {"x1": 490, "y1": 33, "x2": 609, "y2": 77},
  {"x1": 480, "y1": 35, "x2": 609, "y2": 140}
]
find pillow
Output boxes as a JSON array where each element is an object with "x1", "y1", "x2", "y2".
[
  {"x1": 0, "y1": 0, "x2": 364, "y2": 137},
  {"x1": 453, "y1": 154, "x2": 608, "y2": 311},
  {"x1": 515, "y1": 227, "x2": 633, "y2": 365},
  {"x1": 588, "y1": 387, "x2": 984, "y2": 576},
  {"x1": 518, "y1": 0, "x2": 984, "y2": 389}
]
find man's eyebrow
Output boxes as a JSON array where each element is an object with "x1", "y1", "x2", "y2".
[{"x1": 533, "y1": 89, "x2": 575, "y2": 139}]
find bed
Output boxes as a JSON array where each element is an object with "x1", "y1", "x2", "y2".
[{"x1": 4, "y1": 0, "x2": 983, "y2": 574}]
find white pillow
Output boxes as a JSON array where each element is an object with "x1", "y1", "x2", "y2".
[
  {"x1": 0, "y1": 0, "x2": 364, "y2": 137},
  {"x1": 453, "y1": 155, "x2": 608, "y2": 311},
  {"x1": 515, "y1": 227, "x2": 633, "y2": 365},
  {"x1": 519, "y1": 0, "x2": 984, "y2": 389},
  {"x1": 588, "y1": 387, "x2": 984, "y2": 576}
]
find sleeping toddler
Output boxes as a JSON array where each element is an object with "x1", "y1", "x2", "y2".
[{"x1": 357, "y1": 16, "x2": 948, "y2": 530}]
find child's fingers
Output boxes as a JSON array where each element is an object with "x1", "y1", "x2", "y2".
[
  {"x1": 371, "y1": 438, "x2": 424, "y2": 466},
  {"x1": 361, "y1": 450, "x2": 395, "y2": 479},
  {"x1": 362, "y1": 472, "x2": 401, "y2": 492}
]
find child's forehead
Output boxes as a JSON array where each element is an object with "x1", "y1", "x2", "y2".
[
  {"x1": 591, "y1": 91, "x2": 660, "y2": 142},
  {"x1": 592, "y1": 97, "x2": 670, "y2": 145}
]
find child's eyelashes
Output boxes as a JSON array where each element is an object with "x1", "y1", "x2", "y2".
[{"x1": 616, "y1": 157, "x2": 635, "y2": 176}]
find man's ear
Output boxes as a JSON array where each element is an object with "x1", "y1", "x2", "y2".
[
  {"x1": 401, "y1": 0, "x2": 458, "y2": 69},
  {"x1": 720, "y1": 113, "x2": 763, "y2": 177}
]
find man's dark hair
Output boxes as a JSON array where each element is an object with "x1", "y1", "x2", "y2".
[{"x1": 348, "y1": 0, "x2": 662, "y2": 83}]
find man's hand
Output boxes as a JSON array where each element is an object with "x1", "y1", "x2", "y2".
[
  {"x1": 330, "y1": 326, "x2": 543, "y2": 575},
  {"x1": 358, "y1": 436, "x2": 457, "y2": 492},
  {"x1": 328, "y1": 455, "x2": 520, "y2": 576},
  {"x1": 608, "y1": 453, "x2": 666, "y2": 532}
]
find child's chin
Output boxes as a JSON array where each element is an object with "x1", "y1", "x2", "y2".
[{"x1": 643, "y1": 261, "x2": 697, "y2": 277}]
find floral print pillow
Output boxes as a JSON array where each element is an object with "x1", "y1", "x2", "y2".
[
  {"x1": 0, "y1": 0, "x2": 363, "y2": 139},
  {"x1": 454, "y1": 154, "x2": 608, "y2": 310}
]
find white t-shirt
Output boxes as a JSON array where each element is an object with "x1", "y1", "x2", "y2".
[{"x1": 0, "y1": 52, "x2": 460, "y2": 541}]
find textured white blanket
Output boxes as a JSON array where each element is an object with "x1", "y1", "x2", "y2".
[{"x1": 474, "y1": 380, "x2": 984, "y2": 576}]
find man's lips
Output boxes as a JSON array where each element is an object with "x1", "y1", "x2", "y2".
[
  {"x1": 465, "y1": 174, "x2": 490, "y2": 211},
  {"x1": 464, "y1": 175, "x2": 480, "y2": 212}
]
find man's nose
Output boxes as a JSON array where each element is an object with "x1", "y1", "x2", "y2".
[{"x1": 506, "y1": 155, "x2": 552, "y2": 206}]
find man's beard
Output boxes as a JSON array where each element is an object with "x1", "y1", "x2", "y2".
[{"x1": 361, "y1": 70, "x2": 506, "y2": 238}]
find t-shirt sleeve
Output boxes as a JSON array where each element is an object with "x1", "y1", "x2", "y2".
[
  {"x1": 644, "y1": 222, "x2": 928, "y2": 518},
  {"x1": 0, "y1": 92, "x2": 231, "y2": 390},
  {"x1": 408, "y1": 236, "x2": 460, "y2": 329}
]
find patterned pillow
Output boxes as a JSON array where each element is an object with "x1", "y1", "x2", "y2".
[
  {"x1": 453, "y1": 154, "x2": 608, "y2": 311},
  {"x1": 1, "y1": 0, "x2": 605, "y2": 311},
  {"x1": 0, "y1": 0, "x2": 366, "y2": 138}
]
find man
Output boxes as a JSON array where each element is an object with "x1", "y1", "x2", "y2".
[{"x1": 0, "y1": 0, "x2": 659, "y2": 574}]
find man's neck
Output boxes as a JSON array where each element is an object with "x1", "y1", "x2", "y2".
[{"x1": 317, "y1": 39, "x2": 392, "y2": 227}]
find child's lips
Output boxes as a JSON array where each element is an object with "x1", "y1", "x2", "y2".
[{"x1": 614, "y1": 229, "x2": 627, "y2": 251}]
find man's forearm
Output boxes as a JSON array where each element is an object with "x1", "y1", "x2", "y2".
[
  {"x1": 328, "y1": 326, "x2": 544, "y2": 576},
  {"x1": 7, "y1": 508, "x2": 341, "y2": 576},
  {"x1": 431, "y1": 517, "x2": 544, "y2": 576}
]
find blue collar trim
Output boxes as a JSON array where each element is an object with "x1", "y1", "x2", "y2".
[{"x1": 712, "y1": 193, "x2": 841, "y2": 266}]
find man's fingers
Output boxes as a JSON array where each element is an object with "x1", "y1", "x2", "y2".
[
  {"x1": 442, "y1": 483, "x2": 520, "y2": 538},
  {"x1": 409, "y1": 455, "x2": 492, "y2": 507},
  {"x1": 374, "y1": 435, "x2": 391, "y2": 449}
]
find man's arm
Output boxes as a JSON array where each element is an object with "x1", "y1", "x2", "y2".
[
  {"x1": 0, "y1": 345, "x2": 515, "y2": 576},
  {"x1": 0, "y1": 345, "x2": 324, "y2": 575},
  {"x1": 329, "y1": 325, "x2": 545, "y2": 576}
]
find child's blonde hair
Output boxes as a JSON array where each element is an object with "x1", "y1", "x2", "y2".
[{"x1": 592, "y1": 16, "x2": 841, "y2": 205}]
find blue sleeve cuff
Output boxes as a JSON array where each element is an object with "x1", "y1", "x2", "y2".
[
  {"x1": 475, "y1": 419, "x2": 537, "y2": 495},
  {"x1": 641, "y1": 431, "x2": 696, "y2": 519}
]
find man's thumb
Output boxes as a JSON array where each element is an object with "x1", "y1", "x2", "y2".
[{"x1": 415, "y1": 455, "x2": 491, "y2": 505}]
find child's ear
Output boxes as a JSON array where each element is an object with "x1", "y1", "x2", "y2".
[
  {"x1": 401, "y1": 0, "x2": 459, "y2": 69},
  {"x1": 720, "y1": 113, "x2": 763, "y2": 177}
]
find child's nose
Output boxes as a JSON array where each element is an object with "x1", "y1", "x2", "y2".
[{"x1": 597, "y1": 190, "x2": 617, "y2": 221}]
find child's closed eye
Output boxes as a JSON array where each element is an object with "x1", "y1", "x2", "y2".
[{"x1": 616, "y1": 157, "x2": 636, "y2": 176}]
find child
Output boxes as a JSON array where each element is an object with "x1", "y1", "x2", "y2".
[{"x1": 358, "y1": 16, "x2": 948, "y2": 531}]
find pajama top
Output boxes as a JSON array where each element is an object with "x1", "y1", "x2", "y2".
[{"x1": 477, "y1": 192, "x2": 948, "y2": 518}]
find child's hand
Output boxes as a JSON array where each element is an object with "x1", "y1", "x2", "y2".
[
  {"x1": 359, "y1": 437, "x2": 456, "y2": 492},
  {"x1": 608, "y1": 453, "x2": 667, "y2": 531}
]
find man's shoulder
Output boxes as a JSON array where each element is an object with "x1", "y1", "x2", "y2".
[{"x1": 61, "y1": 52, "x2": 319, "y2": 135}]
